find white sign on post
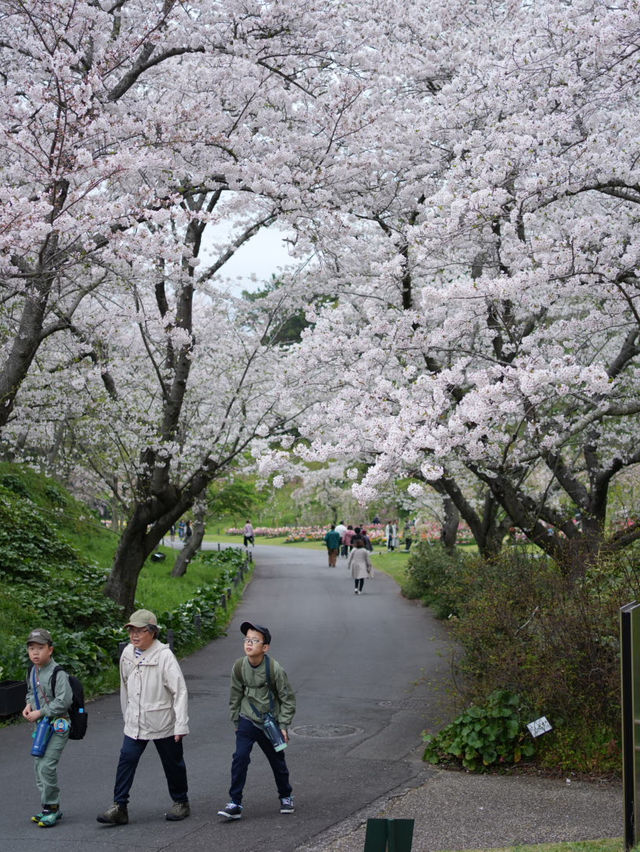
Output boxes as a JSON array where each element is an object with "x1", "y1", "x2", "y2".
[{"x1": 527, "y1": 716, "x2": 552, "y2": 737}]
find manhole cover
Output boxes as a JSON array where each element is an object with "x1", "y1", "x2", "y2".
[{"x1": 291, "y1": 724, "x2": 360, "y2": 738}]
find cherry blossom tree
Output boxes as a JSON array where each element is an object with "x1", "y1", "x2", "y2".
[
  {"x1": 275, "y1": 0, "x2": 640, "y2": 575},
  {"x1": 1, "y1": 0, "x2": 402, "y2": 609}
]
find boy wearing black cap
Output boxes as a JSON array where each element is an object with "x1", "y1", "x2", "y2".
[
  {"x1": 22, "y1": 628, "x2": 73, "y2": 827},
  {"x1": 218, "y1": 621, "x2": 296, "y2": 820}
]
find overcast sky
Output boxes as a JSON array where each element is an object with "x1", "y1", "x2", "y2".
[{"x1": 201, "y1": 222, "x2": 299, "y2": 294}]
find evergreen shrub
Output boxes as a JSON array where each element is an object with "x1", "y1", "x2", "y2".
[{"x1": 403, "y1": 540, "x2": 473, "y2": 618}]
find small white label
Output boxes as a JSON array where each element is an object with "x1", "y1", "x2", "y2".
[{"x1": 527, "y1": 716, "x2": 552, "y2": 737}]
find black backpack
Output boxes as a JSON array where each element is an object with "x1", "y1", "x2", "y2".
[
  {"x1": 50, "y1": 667, "x2": 88, "y2": 740},
  {"x1": 28, "y1": 663, "x2": 88, "y2": 740}
]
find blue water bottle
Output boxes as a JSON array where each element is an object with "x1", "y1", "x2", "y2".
[{"x1": 31, "y1": 717, "x2": 53, "y2": 757}]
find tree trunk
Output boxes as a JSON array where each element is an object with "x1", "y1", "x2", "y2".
[
  {"x1": 431, "y1": 474, "x2": 509, "y2": 559},
  {"x1": 172, "y1": 500, "x2": 206, "y2": 577},
  {"x1": 104, "y1": 508, "x2": 164, "y2": 613},
  {"x1": 440, "y1": 497, "x2": 459, "y2": 553}
]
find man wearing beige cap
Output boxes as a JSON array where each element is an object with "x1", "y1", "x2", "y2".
[{"x1": 96, "y1": 609, "x2": 190, "y2": 825}]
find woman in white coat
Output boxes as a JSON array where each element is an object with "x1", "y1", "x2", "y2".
[{"x1": 347, "y1": 538, "x2": 374, "y2": 594}]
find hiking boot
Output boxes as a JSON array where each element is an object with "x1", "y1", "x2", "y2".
[
  {"x1": 218, "y1": 802, "x2": 243, "y2": 820},
  {"x1": 96, "y1": 802, "x2": 128, "y2": 825},
  {"x1": 280, "y1": 796, "x2": 295, "y2": 814},
  {"x1": 165, "y1": 800, "x2": 190, "y2": 821},
  {"x1": 38, "y1": 809, "x2": 63, "y2": 827}
]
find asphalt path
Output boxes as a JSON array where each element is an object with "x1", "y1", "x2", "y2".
[{"x1": 0, "y1": 543, "x2": 453, "y2": 852}]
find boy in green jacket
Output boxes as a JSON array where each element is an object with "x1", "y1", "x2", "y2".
[
  {"x1": 23, "y1": 628, "x2": 73, "y2": 827},
  {"x1": 218, "y1": 621, "x2": 296, "y2": 820}
]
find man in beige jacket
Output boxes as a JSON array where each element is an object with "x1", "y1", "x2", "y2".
[{"x1": 96, "y1": 609, "x2": 190, "y2": 825}]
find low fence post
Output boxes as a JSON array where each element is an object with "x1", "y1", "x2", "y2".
[
  {"x1": 621, "y1": 601, "x2": 640, "y2": 850},
  {"x1": 363, "y1": 818, "x2": 414, "y2": 852}
]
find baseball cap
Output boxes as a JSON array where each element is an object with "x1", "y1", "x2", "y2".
[
  {"x1": 241, "y1": 621, "x2": 271, "y2": 645},
  {"x1": 124, "y1": 609, "x2": 158, "y2": 629},
  {"x1": 27, "y1": 628, "x2": 53, "y2": 645}
]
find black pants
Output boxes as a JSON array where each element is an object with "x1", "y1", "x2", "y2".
[
  {"x1": 113, "y1": 735, "x2": 188, "y2": 805},
  {"x1": 229, "y1": 717, "x2": 291, "y2": 805}
]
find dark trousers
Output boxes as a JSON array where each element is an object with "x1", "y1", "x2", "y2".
[
  {"x1": 229, "y1": 717, "x2": 292, "y2": 805},
  {"x1": 113, "y1": 735, "x2": 188, "y2": 805}
]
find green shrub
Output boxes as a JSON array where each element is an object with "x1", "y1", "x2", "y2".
[
  {"x1": 451, "y1": 551, "x2": 622, "y2": 729},
  {"x1": 429, "y1": 545, "x2": 632, "y2": 774},
  {"x1": 403, "y1": 541, "x2": 471, "y2": 618},
  {"x1": 423, "y1": 689, "x2": 536, "y2": 771},
  {"x1": 535, "y1": 720, "x2": 620, "y2": 776}
]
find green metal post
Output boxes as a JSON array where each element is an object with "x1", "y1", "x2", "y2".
[
  {"x1": 621, "y1": 601, "x2": 640, "y2": 850},
  {"x1": 364, "y1": 818, "x2": 414, "y2": 852}
]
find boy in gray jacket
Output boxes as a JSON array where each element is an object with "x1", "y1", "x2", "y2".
[{"x1": 218, "y1": 621, "x2": 296, "y2": 820}]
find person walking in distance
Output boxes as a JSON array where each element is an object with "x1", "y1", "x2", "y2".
[
  {"x1": 348, "y1": 538, "x2": 374, "y2": 594},
  {"x1": 243, "y1": 520, "x2": 255, "y2": 547},
  {"x1": 324, "y1": 524, "x2": 342, "y2": 566}
]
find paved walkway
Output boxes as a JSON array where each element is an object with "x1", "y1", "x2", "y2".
[{"x1": 1, "y1": 542, "x2": 624, "y2": 851}]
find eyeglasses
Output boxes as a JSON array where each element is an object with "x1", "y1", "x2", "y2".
[
  {"x1": 128, "y1": 627, "x2": 150, "y2": 636},
  {"x1": 244, "y1": 638, "x2": 263, "y2": 646}
]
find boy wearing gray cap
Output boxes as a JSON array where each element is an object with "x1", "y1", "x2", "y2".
[
  {"x1": 96, "y1": 609, "x2": 190, "y2": 825},
  {"x1": 23, "y1": 628, "x2": 73, "y2": 827},
  {"x1": 218, "y1": 620, "x2": 296, "y2": 820}
]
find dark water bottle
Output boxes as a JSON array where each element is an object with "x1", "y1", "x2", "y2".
[
  {"x1": 31, "y1": 717, "x2": 53, "y2": 757},
  {"x1": 263, "y1": 714, "x2": 287, "y2": 752}
]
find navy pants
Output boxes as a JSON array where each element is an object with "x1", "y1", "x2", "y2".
[
  {"x1": 229, "y1": 717, "x2": 292, "y2": 805},
  {"x1": 113, "y1": 735, "x2": 188, "y2": 805}
]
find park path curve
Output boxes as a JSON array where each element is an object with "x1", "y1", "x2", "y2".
[{"x1": 0, "y1": 542, "x2": 453, "y2": 852}]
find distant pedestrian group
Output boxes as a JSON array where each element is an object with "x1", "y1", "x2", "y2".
[{"x1": 325, "y1": 520, "x2": 377, "y2": 594}]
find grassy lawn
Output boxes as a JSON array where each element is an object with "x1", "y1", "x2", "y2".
[
  {"x1": 136, "y1": 551, "x2": 244, "y2": 612},
  {"x1": 452, "y1": 842, "x2": 625, "y2": 852},
  {"x1": 371, "y1": 548, "x2": 412, "y2": 584}
]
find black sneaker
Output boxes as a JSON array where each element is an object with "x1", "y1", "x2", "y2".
[
  {"x1": 218, "y1": 802, "x2": 243, "y2": 820},
  {"x1": 280, "y1": 796, "x2": 295, "y2": 814}
]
